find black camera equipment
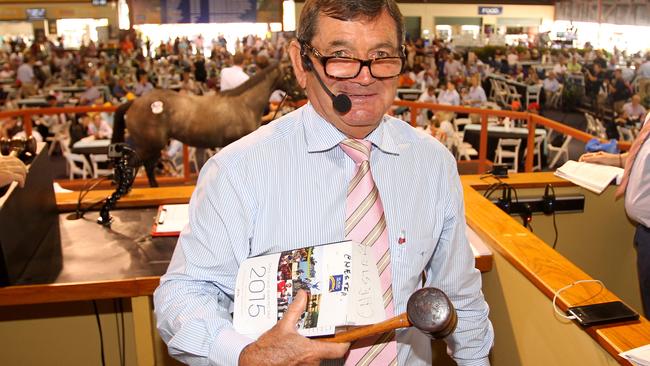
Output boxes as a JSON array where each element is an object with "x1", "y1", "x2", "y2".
[{"x1": 97, "y1": 143, "x2": 137, "y2": 226}]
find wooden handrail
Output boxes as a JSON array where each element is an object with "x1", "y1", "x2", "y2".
[
  {"x1": 391, "y1": 100, "x2": 632, "y2": 172},
  {"x1": 3, "y1": 102, "x2": 632, "y2": 179},
  {"x1": 0, "y1": 105, "x2": 196, "y2": 182}
]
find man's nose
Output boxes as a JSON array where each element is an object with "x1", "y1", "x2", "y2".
[{"x1": 353, "y1": 64, "x2": 373, "y2": 85}]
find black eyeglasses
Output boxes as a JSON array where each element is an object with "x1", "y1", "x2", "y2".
[{"x1": 300, "y1": 41, "x2": 404, "y2": 80}]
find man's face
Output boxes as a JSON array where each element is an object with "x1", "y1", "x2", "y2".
[{"x1": 289, "y1": 10, "x2": 400, "y2": 138}]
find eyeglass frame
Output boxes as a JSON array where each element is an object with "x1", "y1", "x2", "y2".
[{"x1": 299, "y1": 40, "x2": 406, "y2": 80}]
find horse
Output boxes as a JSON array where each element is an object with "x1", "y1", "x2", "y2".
[{"x1": 111, "y1": 61, "x2": 304, "y2": 187}]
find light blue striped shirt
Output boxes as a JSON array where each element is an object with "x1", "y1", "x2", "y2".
[{"x1": 154, "y1": 104, "x2": 494, "y2": 366}]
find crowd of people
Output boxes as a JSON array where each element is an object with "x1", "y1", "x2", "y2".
[
  {"x1": 0, "y1": 30, "x2": 291, "y2": 163},
  {"x1": 0, "y1": 23, "x2": 649, "y2": 164}
]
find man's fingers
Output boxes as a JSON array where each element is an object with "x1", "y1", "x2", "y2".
[
  {"x1": 312, "y1": 340, "x2": 350, "y2": 360},
  {"x1": 12, "y1": 171, "x2": 25, "y2": 187},
  {"x1": 278, "y1": 290, "x2": 307, "y2": 332}
]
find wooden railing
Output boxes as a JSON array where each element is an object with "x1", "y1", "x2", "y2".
[
  {"x1": 392, "y1": 100, "x2": 632, "y2": 173},
  {"x1": 0, "y1": 105, "x2": 193, "y2": 183},
  {"x1": 1, "y1": 102, "x2": 633, "y2": 180}
]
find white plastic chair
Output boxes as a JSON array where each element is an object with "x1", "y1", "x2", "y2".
[
  {"x1": 60, "y1": 139, "x2": 92, "y2": 179},
  {"x1": 523, "y1": 134, "x2": 545, "y2": 171},
  {"x1": 451, "y1": 134, "x2": 478, "y2": 161},
  {"x1": 547, "y1": 130, "x2": 573, "y2": 169},
  {"x1": 494, "y1": 138, "x2": 522, "y2": 173},
  {"x1": 617, "y1": 125, "x2": 635, "y2": 142},
  {"x1": 89, "y1": 154, "x2": 113, "y2": 178},
  {"x1": 547, "y1": 84, "x2": 564, "y2": 109}
]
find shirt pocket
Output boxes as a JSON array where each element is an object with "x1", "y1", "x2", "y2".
[{"x1": 392, "y1": 238, "x2": 437, "y2": 299}]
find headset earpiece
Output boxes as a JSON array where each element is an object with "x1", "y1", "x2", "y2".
[{"x1": 542, "y1": 184, "x2": 556, "y2": 215}]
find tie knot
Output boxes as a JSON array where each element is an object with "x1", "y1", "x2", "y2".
[{"x1": 340, "y1": 139, "x2": 371, "y2": 164}]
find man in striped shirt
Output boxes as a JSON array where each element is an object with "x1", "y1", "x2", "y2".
[{"x1": 154, "y1": 1, "x2": 493, "y2": 365}]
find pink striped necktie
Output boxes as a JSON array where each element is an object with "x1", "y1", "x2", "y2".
[
  {"x1": 616, "y1": 118, "x2": 650, "y2": 199},
  {"x1": 339, "y1": 139, "x2": 397, "y2": 366}
]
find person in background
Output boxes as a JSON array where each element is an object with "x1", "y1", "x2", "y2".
[
  {"x1": 438, "y1": 81, "x2": 460, "y2": 106},
  {"x1": 543, "y1": 71, "x2": 561, "y2": 102},
  {"x1": 579, "y1": 114, "x2": 650, "y2": 319},
  {"x1": 416, "y1": 85, "x2": 437, "y2": 126},
  {"x1": 154, "y1": 0, "x2": 493, "y2": 365},
  {"x1": 464, "y1": 74, "x2": 487, "y2": 108},
  {"x1": 134, "y1": 72, "x2": 154, "y2": 96},
  {"x1": 622, "y1": 95, "x2": 647, "y2": 127},
  {"x1": 608, "y1": 69, "x2": 631, "y2": 115},
  {"x1": 87, "y1": 113, "x2": 113, "y2": 139},
  {"x1": 78, "y1": 78, "x2": 102, "y2": 105},
  {"x1": 220, "y1": 52, "x2": 249, "y2": 91},
  {"x1": 112, "y1": 78, "x2": 131, "y2": 100}
]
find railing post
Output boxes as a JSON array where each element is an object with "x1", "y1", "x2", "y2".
[
  {"x1": 525, "y1": 114, "x2": 535, "y2": 172},
  {"x1": 410, "y1": 106, "x2": 418, "y2": 127},
  {"x1": 22, "y1": 112, "x2": 32, "y2": 137},
  {"x1": 182, "y1": 144, "x2": 190, "y2": 182},
  {"x1": 478, "y1": 113, "x2": 488, "y2": 174}
]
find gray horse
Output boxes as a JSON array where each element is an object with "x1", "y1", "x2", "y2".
[{"x1": 112, "y1": 62, "x2": 304, "y2": 187}]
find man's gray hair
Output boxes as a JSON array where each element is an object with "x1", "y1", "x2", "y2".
[{"x1": 297, "y1": 0, "x2": 404, "y2": 48}]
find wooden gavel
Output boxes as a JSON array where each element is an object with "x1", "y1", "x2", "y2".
[
  {"x1": 0, "y1": 136, "x2": 37, "y2": 160},
  {"x1": 320, "y1": 287, "x2": 457, "y2": 343}
]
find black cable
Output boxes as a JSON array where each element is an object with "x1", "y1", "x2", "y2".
[
  {"x1": 113, "y1": 299, "x2": 126, "y2": 366},
  {"x1": 119, "y1": 299, "x2": 125, "y2": 366},
  {"x1": 75, "y1": 176, "x2": 110, "y2": 219},
  {"x1": 270, "y1": 92, "x2": 288, "y2": 121},
  {"x1": 552, "y1": 210, "x2": 559, "y2": 249},
  {"x1": 92, "y1": 300, "x2": 106, "y2": 366}
]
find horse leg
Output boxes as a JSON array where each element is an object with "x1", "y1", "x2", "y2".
[{"x1": 144, "y1": 158, "x2": 159, "y2": 187}]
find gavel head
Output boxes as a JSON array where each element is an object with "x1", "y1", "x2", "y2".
[
  {"x1": 0, "y1": 136, "x2": 37, "y2": 161},
  {"x1": 406, "y1": 287, "x2": 457, "y2": 339}
]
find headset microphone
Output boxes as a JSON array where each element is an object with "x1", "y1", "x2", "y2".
[
  {"x1": 301, "y1": 50, "x2": 352, "y2": 114},
  {"x1": 312, "y1": 70, "x2": 352, "y2": 114}
]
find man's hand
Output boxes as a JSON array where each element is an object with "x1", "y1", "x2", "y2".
[
  {"x1": 579, "y1": 151, "x2": 622, "y2": 167},
  {"x1": 239, "y1": 290, "x2": 350, "y2": 366},
  {"x1": 0, "y1": 156, "x2": 26, "y2": 188}
]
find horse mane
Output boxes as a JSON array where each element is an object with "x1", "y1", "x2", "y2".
[{"x1": 220, "y1": 62, "x2": 279, "y2": 97}]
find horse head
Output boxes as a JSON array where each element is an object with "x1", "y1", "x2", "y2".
[{"x1": 277, "y1": 61, "x2": 306, "y2": 101}]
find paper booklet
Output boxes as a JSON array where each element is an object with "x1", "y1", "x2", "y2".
[
  {"x1": 233, "y1": 241, "x2": 386, "y2": 339},
  {"x1": 150, "y1": 204, "x2": 190, "y2": 237},
  {"x1": 554, "y1": 160, "x2": 625, "y2": 194},
  {"x1": 620, "y1": 344, "x2": 650, "y2": 366}
]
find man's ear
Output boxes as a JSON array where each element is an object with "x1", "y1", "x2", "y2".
[{"x1": 288, "y1": 40, "x2": 307, "y2": 89}]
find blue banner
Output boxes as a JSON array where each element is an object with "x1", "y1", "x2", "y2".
[{"x1": 161, "y1": 0, "x2": 256, "y2": 24}]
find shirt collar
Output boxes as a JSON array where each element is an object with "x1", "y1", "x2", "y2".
[{"x1": 302, "y1": 103, "x2": 400, "y2": 155}]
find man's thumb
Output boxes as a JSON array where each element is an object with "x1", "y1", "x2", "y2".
[{"x1": 278, "y1": 290, "x2": 307, "y2": 332}]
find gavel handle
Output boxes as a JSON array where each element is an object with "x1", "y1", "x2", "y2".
[{"x1": 319, "y1": 313, "x2": 411, "y2": 343}]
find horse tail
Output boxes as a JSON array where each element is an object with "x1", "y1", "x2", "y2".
[{"x1": 111, "y1": 100, "x2": 133, "y2": 143}]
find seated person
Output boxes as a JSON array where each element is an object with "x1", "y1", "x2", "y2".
[
  {"x1": 464, "y1": 75, "x2": 487, "y2": 107},
  {"x1": 417, "y1": 85, "x2": 437, "y2": 125},
  {"x1": 398, "y1": 68, "x2": 416, "y2": 88},
  {"x1": 622, "y1": 95, "x2": 647, "y2": 126},
  {"x1": 112, "y1": 78, "x2": 132, "y2": 100},
  {"x1": 437, "y1": 81, "x2": 460, "y2": 122},
  {"x1": 78, "y1": 79, "x2": 103, "y2": 106},
  {"x1": 542, "y1": 71, "x2": 561, "y2": 101},
  {"x1": 134, "y1": 72, "x2": 154, "y2": 96},
  {"x1": 87, "y1": 113, "x2": 113, "y2": 139}
]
